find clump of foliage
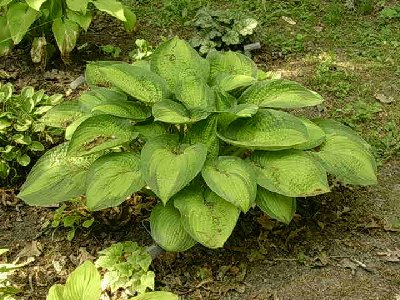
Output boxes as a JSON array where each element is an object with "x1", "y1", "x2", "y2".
[
  {"x1": 129, "y1": 39, "x2": 153, "y2": 61},
  {"x1": 0, "y1": 0, "x2": 136, "y2": 60},
  {"x1": 379, "y1": 4, "x2": 400, "y2": 20},
  {"x1": 189, "y1": 8, "x2": 258, "y2": 54},
  {"x1": 0, "y1": 83, "x2": 63, "y2": 185},
  {"x1": 18, "y1": 37, "x2": 377, "y2": 252},
  {"x1": 95, "y1": 242, "x2": 155, "y2": 295},
  {"x1": 0, "y1": 249, "x2": 21, "y2": 300},
  {"x1": 46, "y1": 245, "x2": 178, "y2": 300},
  {"x1": 51, "y1": 200, "x2": 94, "y2": 241}
]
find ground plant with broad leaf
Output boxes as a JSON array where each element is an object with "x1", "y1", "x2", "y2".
[
  {"x1": 189, "y1": 7, "x2": 258, "y2": 54},
  {"x1": 18, "y1": 37, "x2": 377, "y2": 252},
  {"x1": 0, "y1": 0, "x2": 136, "y2": 60},
  {"x1": 0, "y1": 83, "x2": 63, "y2": 186}
]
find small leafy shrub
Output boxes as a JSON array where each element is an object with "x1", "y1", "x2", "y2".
[
  {"x1": 51, "y1": 200, "x2": 94, "y2": 241},
  {"x1": 379, "y1": 4, "x2": 400, "y2": 20},
  {"x1": 0, "y1": 249, "x2": 21, "y2": 300},
  {"x1": 18, "y1": 37, "x2": 377, "y2": 252},
  {"x1": 0, "y1": 83, "x2": 63, "y2": 185},
  {"x1": 129, "y1": 39, "x2": 153, "y2": 61},
  {"x1": 189, "y1": 8, "x2": 258, "y2": 54},
  {"x1": 46, "y1": 246, "x2": 178, "y2": 300},
  {"x1": 0, "y1": 0, "x2": 136, "y2": 60},
  {"x1": 95, "y1": 242, "x2": 155, "y2": 295}
]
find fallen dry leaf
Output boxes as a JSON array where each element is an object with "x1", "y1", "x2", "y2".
[
  {"x1": 374, "y1": 93, "x2": 394, "y2": 104},
  {"x1": 377, "y1": 249, "x2": 400, "y2": 262},
  {"x1": 281, "y1": 16, "x2": 296, "y2": 25}
]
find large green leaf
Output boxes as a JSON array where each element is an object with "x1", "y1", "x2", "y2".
[
  {"x1": 207, "y1": 51, "x2": 258, "y2": 83},
  {"x1": 150, "y1": 202, "x2": 196, "y2": 252},
  {"x1": 150, "y1": 37, "x2": 210, "y2": 90},
  {"x1": 6, "y1": 2, "x2": 39, "y2": 44},
  {"x1": 78, "y1": 87, "x2": 128, "y2": 112},
  {"x1": 173, "y1": 187, "x2": 240, "y2": 249},
  {"x1": 217, "y1": 109, "x2": 309, "y2": 150},
  {"x1": 99, "y1": 64, "x2": 170, "y2": 105},
  {"x1": 293, "y1": 118, "x2": 326, "y2": 150},
  {"x1": 65, "y1": 115, "x2": 91, "y2": 140},
  {"x1": 0, "y1": 16, "x2": 12, "y2": 56},
  {"x1": 68, "y1": 115, "x2": 139, "y2": 156},
  {"x1": 140, "y1": 134, "x2": 207, "y2": 204},
  {"x1": 66, "y1": 0, "x2": 89, "y2": 13},
  {"x1": 313, "y1": 135, "x2": 377, "y2": 185},
  {"x1": 18, "y1": 143, "x2": 99, "y2": 206},
  {"x1": 214, "y1": 73, "x2": 256, "y2": 92},
  {"x1": 152, "y1": 99, "x2": 209, "y2": 124},
  {"x1": 256, "y1": 187, "x2": 296, "y2": 225},
  {"x1": 175, "y1": 75, "x2": 215, "y2": 112},
  {"x1": 251, "y1": 150, "x2": 330, "y2": 197},
  {"x1": 123, "y1": 6, "x2": 136, "y2": 32},
  {"x1": 63, "y1": 261, "x2": 101, "y2": 300},
  {"x1": 26, "y1": 0, "x2": 47, "y2": 11},
  {"x1": 91, "y1": 0, "x2": 126, "y2": 21},
  {"x1": 47, "y1": 284, "x2": 64, "y2": 300},
  {"x1": 129, "y1": 291, "x2": 178, "y2": 300},
  {"x1": 86, "y1": 152, "x2": 145, "y2": 211},
  {"x1": 313, "y1": 119, "x2": 371, "y2": 150},
  {"x1": 238, "y1": 79, "x2": 324, "y2": 109},
  {"x1": 184, "y1": 115, "x2": 219, "y2": 158},
  {"x1": 92, "y1": 100, "x2": 151, "y2": 120},
  {"x1": 85, "y1": 61, "x2": 127, "y2": 86},
  {"x1": 67, "y1": 10, "x2": 92, "y2": 31},
  {"x1": 40, "y1": 102, "x2": 85, "y2": 128},
  {"x1": 52, "y1": 18, "x2": 80, "y2": 57},
  {"x1": 134, "y1": 122, "x2": 167, "y2": 141},
  {"x1": 202, "y1": 156, "x2": 256, "y2": 212}
]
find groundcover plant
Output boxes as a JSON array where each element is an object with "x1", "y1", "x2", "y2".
[{"x1": 17, "y1": 37, "x2": 377, "y2": 251}]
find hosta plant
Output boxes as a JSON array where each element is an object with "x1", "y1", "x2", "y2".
[
  {"x1": 0, "y1": 83, "x2": 63, "y2": 185},
  {"x1": 189, "y1": 7, "x2": 258, "y2": 54},
  {"x1": 0, "y1": 0, "x2": 135, "y2": 60},
  {"x1": 18, "y1": 37, "x2": 377, "y2": 251}
]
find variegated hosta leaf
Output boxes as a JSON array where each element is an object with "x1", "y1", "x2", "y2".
[
  {"x1": 217, "y1": 109, "x2": 309, "y2": 150},
  {"x1": 150, "y1": 202, "x2": 196, "y2": 252},
  {"x1": 313, "y1": 135, "x2": 377, "y2": 185},
  {"x1": 256, "y1": 187, "x2": 296, "y2": 225},
  {"x1": 293, "y1": 118, "x2": 326, "y2": 150},
  {"x1": 140, "y1": 134, "x2": 207, "y2": 204},
  {"x1": 202, "y1": 156, "x2": 256, "y2": 212},
  {"x1": 173, "y1": 187, "x2": 240, "y2": 249},
  {"x1": 175, "y1": 75, "x2": 215, "y2": 112},
  {"x1": 92, "y1": 100, "x2": 151, "y2": 121},
  {"x1": 129, "y1": 291, "x2": 179, "y2": 300},
  {"x1": 150, "y1": 37, "x2": 210, "y2": 90},
  {"x1": 226, "y1": 103, "x2": 259, "y2": 118},
  {"x1": 313, "y1": 119, "x2": 371, "y2": 150},
  {"x1": 40, "y1": 101, "x2": 85, "y2": 128},
  {"x1": 184, "y1": 115, "x2": 219, "y2": 159},
  {"x1": 214, "y1": 73, "x2": 257, "y2": 92},
  {"x1": 18, "y1": 143, "x2": 99, "y2": 206},
  {"x1": 207, "y1": 51, "x2": 258, "y2": 83},
  {"x1": 251, "y1": 150, "x2": 330, "y2": 197},
  {"x1": 152, "y1": 99, "x2": 209, "y2": 124},
  {"x1": 86, "y1": 152, "x2": 145, "y2": 211},
  {"x1": 63, "y1": 261, "x2": 101, "y2": 300},
  {"x1": 99, "y1": 64, "x2": 171, "y2": 104},
  {"x1": 68, "y1": 115, "x2": 139, "y2": 156},
  {"x1": 238, "y1": 79, "x2": 324, "y2": 109}
]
